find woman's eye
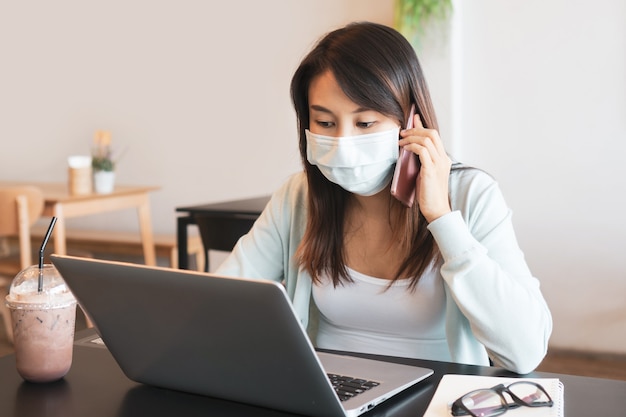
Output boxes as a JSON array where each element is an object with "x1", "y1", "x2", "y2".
[
  {"x1": 315, "y1": 120, "x2": 334, "y2": 128},
  {"x1": 357, "y1": 121, "x2": 375, "y2": 128}
]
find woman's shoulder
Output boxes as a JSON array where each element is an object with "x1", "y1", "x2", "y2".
[
  {"x1": 449, "y1": 162, "x2": 497, "y2": 192},
  {"x1": 272, "y1": 171, "x2": 308, "y2": 203},
  {"x1": 264, "y1": 172, "x2": 308, "y2": 220},
  {"x1": 448, "y1": 162, "x2": 507, "y2": 213}
]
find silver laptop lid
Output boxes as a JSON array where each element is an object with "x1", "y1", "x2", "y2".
[{"x1": 51, "y1": 255, "x2": 432, "y2": 417}]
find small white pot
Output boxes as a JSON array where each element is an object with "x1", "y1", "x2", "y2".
[{"x1": 93, "y1": 170, "x2": 115, "y2": 194}]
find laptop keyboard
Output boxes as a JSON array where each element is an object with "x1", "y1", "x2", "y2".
[{"x1": 327, "y1": 373, "x2": 380, "y2": 402}]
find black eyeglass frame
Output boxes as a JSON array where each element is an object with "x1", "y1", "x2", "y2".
[{"x1": 450, "y1": 381, "x2": 554, "y2": 417}]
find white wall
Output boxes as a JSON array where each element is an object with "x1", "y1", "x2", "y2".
[
  {"x1": 456, "y1": 0, "x2": 626, "y2": 353},
  {"x1": 2, "y1": 1, "x2": 625, "y2": 354},
  {"x1": 0, "y1": 0, "x2": 395, "y2": 233}
]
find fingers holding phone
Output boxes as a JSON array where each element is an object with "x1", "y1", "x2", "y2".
[
  {"x1": 390, "y1": 105, "x2": 419, "y2": 207},
  {"x1": 398, "y1": 114, "x2": 452, "y2": 222}
]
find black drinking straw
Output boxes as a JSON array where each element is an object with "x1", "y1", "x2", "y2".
[{"x1": 38, "y1": 217, "x2": 57, "y2": 293}]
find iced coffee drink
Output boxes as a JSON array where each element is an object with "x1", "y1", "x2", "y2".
[{"x1": 5, "y1": 264, "x2": 77, "y2": 383}]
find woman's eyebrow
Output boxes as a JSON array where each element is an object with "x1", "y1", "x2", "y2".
[
  {"x1": 310, "y1": 104, "x2": 332, "y2": 114},
  {"x1": 309, "y1": 104, "x2": 371, "y2": 114}
]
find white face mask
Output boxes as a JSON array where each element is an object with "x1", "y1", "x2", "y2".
[{"x1": 305, "y1": 128, "x2": 400, "y2": 196}]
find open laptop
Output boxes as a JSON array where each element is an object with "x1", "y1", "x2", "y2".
[{"x1": 51, "y1": 255, "x2": 433, "y2": 417}]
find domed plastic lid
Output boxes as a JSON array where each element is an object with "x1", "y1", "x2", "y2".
[{"x1": 5, "y1": 264, "x2": 76, "y2": 309}]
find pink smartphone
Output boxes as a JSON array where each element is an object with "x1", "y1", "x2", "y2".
[{"x1": 390, "y1": 104, "x2": 419, "y2": 207}]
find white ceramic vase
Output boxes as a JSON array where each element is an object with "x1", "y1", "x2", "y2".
[{"x1": 93, "y1": 170, "x2": 115, "y2": 194}]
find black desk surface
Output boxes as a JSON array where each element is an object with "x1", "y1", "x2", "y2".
[{"x1": 1, "y1": 329, "x2": 625, "y2": 417}]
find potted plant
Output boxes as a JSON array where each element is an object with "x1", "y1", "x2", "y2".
[
  {"x1": 394, "y1": 0, "x2": 453, "y2": 45},
  {"x1": 92, "y1": 130, "x2": 116, "y2": 194}
]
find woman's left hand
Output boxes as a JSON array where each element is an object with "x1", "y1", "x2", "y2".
[{"x1": 399, "y1": 114, "x2": 452, "y2": 222}]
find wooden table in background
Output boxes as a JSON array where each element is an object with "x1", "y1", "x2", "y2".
[{"x1": 0, "y1": 182, "x2": 159, "y2": 266}]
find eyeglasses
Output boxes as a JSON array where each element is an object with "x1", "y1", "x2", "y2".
[{"x1": 450, "y1": 381, "x2": 554, "y2": 417}]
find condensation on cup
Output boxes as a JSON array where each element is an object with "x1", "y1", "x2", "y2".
[{"x1": 5, "y1": 264, "x2": 77, "y2": 383}]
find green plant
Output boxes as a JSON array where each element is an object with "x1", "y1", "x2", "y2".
[
  {"x1": 92, "y1": 155, "x2": 114, "y2": 172},
  {"x1": 394, "y1": 0, "x2": 453, "y2": 43},
  {"x1": 92, "y1": 130, "x2": 115, "y2": 172}
]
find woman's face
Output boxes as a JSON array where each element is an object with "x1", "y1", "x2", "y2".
[{"x1": 308, "y1": 71, "x2": 400, "y2": 137}]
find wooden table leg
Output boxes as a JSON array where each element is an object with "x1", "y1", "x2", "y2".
[
  {"x1": 51, "y1": 204, "x2": 67, "y2": 256},
  {"x1": 137, "y1": 196, "x2": 156, "y2": 266}
]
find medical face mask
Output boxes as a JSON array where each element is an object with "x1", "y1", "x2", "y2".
[{"x1": 305, "y1": 128, "x2": 400, "y2": 196}]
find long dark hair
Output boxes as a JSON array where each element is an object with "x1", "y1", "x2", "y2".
[{"x1": 291, "y1": 22, "x2": 440, "y2": 289}]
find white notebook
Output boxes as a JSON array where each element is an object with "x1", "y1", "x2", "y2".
[{"x1": 424, "y1": 374, "x2": 564, "y2": 417}]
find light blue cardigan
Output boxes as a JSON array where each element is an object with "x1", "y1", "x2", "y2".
[{"x1": 216, "y1": 168, "x2": 552, "y2": 374}]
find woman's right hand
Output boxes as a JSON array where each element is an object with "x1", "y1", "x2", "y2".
[{"x1": 398, "y1": 114, "x2": 452, "y2": 222}]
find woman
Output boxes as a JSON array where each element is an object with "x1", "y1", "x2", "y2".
[{"x1": 216, "y1": 21, "x2": 552, "y2": 374}]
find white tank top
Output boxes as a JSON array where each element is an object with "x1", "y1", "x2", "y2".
[{"x1": 312, "y1": 264, "x2": 451, "y2": 361}]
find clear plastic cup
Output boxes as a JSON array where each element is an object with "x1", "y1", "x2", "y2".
[{"x1": 5, "y1": 264, "x2": 77, "y2": 383}]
